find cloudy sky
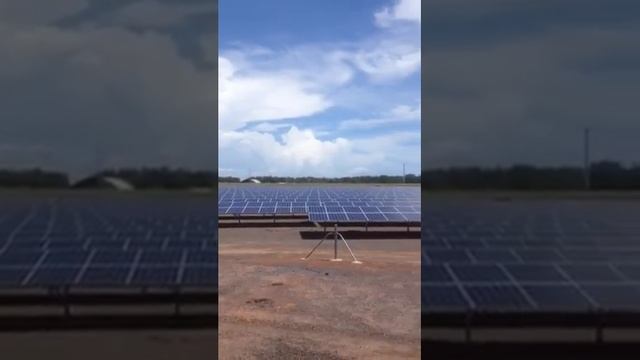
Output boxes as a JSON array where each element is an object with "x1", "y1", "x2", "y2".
[
  {"x1": 219, "y1": 0, "x2": 421, "y2": 178},
  {"x1": 0, "y1": 0, "x2": 216, "y2": 179},
  {"x1": 424, "y1": 0, "x2": 640, "y2": 169}
]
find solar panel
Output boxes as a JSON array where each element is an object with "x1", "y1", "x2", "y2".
[
  {"x1": 523, "y1": 285, "x2": 592, "y2": 309},
  {"x1": 217, "y1": 185, "x2": 421, "y2": 224},
  {"x1": 422, "y1": 198, "x2": 640, "y2": 319},
  {"x1": 465, "y1": 285, "x2": 532, "y2": 309},
  {"x1": 451, "y1": 265, "x2": 510, "y2": 282},
  {"x1": 0, "y1": 196, "x2": 218, "y2": 289},
  {"x1": 422, "y1": 285, "x2": 468, "y2": 310}
]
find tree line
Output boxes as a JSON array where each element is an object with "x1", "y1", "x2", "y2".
[
  {"x1": 0, "y1": 161, "x2": 639, "y2": 189},
  {"x1": 422, "y1": 161, "x2": 640, "y2": 190},
  {"x1": 0, "y1": 169, "x2": 69, "y2": 188}
]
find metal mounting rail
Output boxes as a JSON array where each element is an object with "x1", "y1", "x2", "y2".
[{"x1": 301, "y1": 223, "x2": 362, "y2": 264}]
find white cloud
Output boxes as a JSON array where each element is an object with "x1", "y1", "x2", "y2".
[
  {"x1": 351, "y1": 43, "x2": 420, "y2": 82},
  {"x1": 220, "y1": 127, "x2": 351, "y2": 176},
  {"x1": 218, "y1": 0, "x2": 421, "y2": 176},
  {"x1": 220, "y1": 127, "x2": 420, "y2": 177},
  {"x1": 339, "y1": 104, "x2": 420, "y2": 130},
  {"x1": 219, "y1": 55, "x2": 331, "y2": 131},
  {"x1": 374, "y1": 0, "x2": 421, "y2": 28},
  {"x1": 250, "y1": 122, "x2": 294, "y2": 133}
]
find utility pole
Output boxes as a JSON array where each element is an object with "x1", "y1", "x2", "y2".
[
  {"x1": 584, "y1": 127, "x2": 591, "y2": 190},
  {"x1": 402, "y1": 162, "x2": 406, "y2": 183}
]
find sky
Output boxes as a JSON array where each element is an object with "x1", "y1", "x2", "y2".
[
  {"x1": 0, "y1": 0, "x2": 217, "y2": 179},
  {"x1": 218, "y1": 0, "x2": 421, "y2": 178},
  {"x1": 2, "y1": 0, "x2": 638, "y2": 179},
  {"x1": 423, "y1": 0, "x2": 640, "y2": 169}
]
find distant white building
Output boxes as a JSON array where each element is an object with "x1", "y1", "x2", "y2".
[
  {"x1": 241, "y1": 178, "x2": 261, "y2": 184},
  {"x1": 72, "y1": 176, "x2": 134, "y2": 191}
]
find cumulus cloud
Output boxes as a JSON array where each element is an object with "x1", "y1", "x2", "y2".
[
  {"x1": 374, "y1": 0, "x2": 421, "y2": 28},
  {"x1": 219, "y1": 127, "x2": 419, "y2": 177}
]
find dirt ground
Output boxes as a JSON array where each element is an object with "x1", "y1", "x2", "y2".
[{"x1": 218, "y1": 220, "x2": 421, "y2": 359}]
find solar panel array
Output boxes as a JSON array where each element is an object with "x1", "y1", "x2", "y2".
[
  {"x1": 219, "y1": 186, "x2": 421, "y2": 223},
  {"x1": 0, "y1": 196, "x2": 217, "y2": 289},
  {"x1": 422, "y1": 199, "x2": 640, "y2": 313}
]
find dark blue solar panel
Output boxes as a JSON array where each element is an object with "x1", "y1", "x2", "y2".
[
  {"x1": 505, "y1": 265, "x2": 568, "y2": 282},
  {"x1": 131, "y1": 267, "x2": 178, "y2": 285},
  {"x1": 422, "y1": 199, "x2": 640, "y2": 317},
  {"x1": 422, "y1": 285, "x2": 468, "y2": 309},
  {"x1": 0, "y1": 251, "x2": 43, "y2": 266},
  {"x1": 186, "y1": 250, "x2": 216, "y2": 264},
  {"x1": 29, "y1": 267, "x2": 80, "y2": 286},
  {"x1": 451, "y1": 265, "x2": 510, "y2": 282},
  {"x1": 182, "y1": 266, "x2": 216, "y2": 285},
  {"x1": 471, "y1": 249, "x2": 519, "y2": 262},
  {"x1": 560, "y1": 264, "x2": 624, "y2": 282},
  {"x1": 426, "y1": 250, "x2": 472, "y2": 263},
  {"x1": 466, "y1": 286, "x2": 532, "y2": 309},
  {"x1": 523, "y1": 285, "x2": 592, "y2": 309},
  {"x1": 92, "y1": 250, "x2": 137, "y2": 265},
  {"x1": 139, "y1": 250, "x2": 183, "y2": 265},
  {"x1": 582, "y1": 285, "x2": 640, "y2": 309},
  {"x1": 615, "y1": 265, "x2": 640, "y2": 280},
  {"x1": 422, "y1": 265, "x2": 453, "y2": 283},
  {"x1": 0, "y1": 268, "x2": 29, "y2": 285},
  {"x1": 42, "y1": 251, "x2": 88, "y2": 266},
  {"x1": 80, "y1": 266, "x2": 130, "y2": 285},
  {"x1": 0, "y1": 195, "x2": 218, "y2": 289}
]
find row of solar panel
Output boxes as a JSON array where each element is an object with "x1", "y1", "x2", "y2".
[
  {"x1": 422, "y1": 230, "x2": 633, "y2": 237},
  {"x1": 308, "y1": 212, "x2": 421, "y2": 223},
  {"x1": 423, "y1": 249, "x2": 640, "y2": 263},
  {"x1": 219, "y1": 203, "x2": 420, "y2": 210},
  {"x1": 0, "y1": 265, "x2": 216, "y2": 287},
  {"x1": 423, "y1": 264, "x2": 640, "y2": 283},
  {"x1": 423, "y1": 235, "x2": 638, "y2": 248},
  {"x1": 2, "y1": 233, "x2": 217, "y2": 240},
  {"x1": 0, "y1": 241, "x2": 218, "y2": 251},
  {"x1": 219, "y1": 205, "x2": 420, "y2": 215},
  {"x1": 423, "y1": 284, "x2": 640, "y2": 311},
  {"x1": 219, "y1": 197, "x2": 418, "y2": 202},
  {"x1": 0, "y1": 249, "x2": 216, "y2": 266}
]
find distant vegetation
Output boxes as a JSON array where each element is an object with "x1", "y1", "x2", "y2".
[
  {"x1": 0, "y1": 169, "x2": 69, "y2": 188},
  {"x1": 422, "y1": 161, "x2": 640, "y2": 190},
  {"x1": 220, "y1": 174, "x2": 421, "y2": 184},
  {"x1": 1, "y1": 161, "x2": 639, "y2": 190}
]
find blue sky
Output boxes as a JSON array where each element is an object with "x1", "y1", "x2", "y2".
[{"x1": 219, "y1": 0, "x2": 421, "y2": 178}]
